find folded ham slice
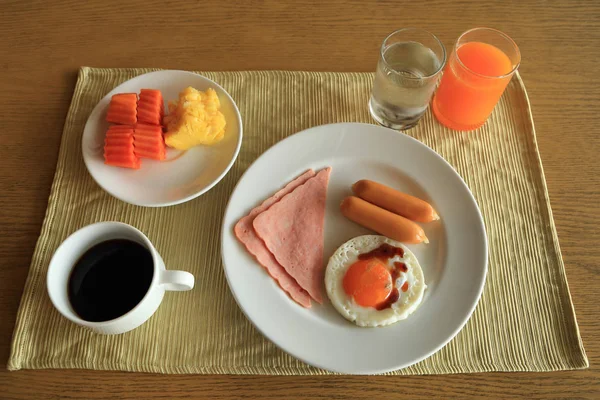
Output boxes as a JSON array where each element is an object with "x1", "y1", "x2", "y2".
[
  {"x1": 253, "y1": 167, "x2": 331, "y2": 303},
  {"x1": 234, "y1": 170, "x2": 316, "y2": 308}
]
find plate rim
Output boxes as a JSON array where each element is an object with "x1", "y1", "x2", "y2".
[
  {"x1": 81, "y1": 69, "x2": 243, "y2": 207},
  {"x1": 221, "y1": 122, "x2": 488, "y2": 374}
]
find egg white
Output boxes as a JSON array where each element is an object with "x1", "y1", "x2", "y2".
[{"x1": 325, "y1": 235, "x2": 426, "y2": 327}]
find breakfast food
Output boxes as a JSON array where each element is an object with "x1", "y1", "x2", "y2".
[
  {"x1": 103, "y1": 125, "x2": 140, "y2": 169},
  {"x1": 133, "y1": 124, "x2": 166, "y2": 161},
  {"x1": 340, "y1": 196, "x2": 428, "y2": 244},
  {"x1": 253, "y1": 168, "x2": 331, "y2": 303},
  {"x1": 137, "y1": 89, "x2": 164, "y2": 126},
  {"x1": 103, "y1": 89, "x2": 167, "y2": 168},
  {"x1": 325, "y1": 235, "x2": 426, "y2": 327},
  {"x1": 163, "y1": 87, "x2": 226, "y2": 150},
  {"x1": 102, "y1": 86, "x2": 228, "y2": 169},
  {"x1": 234, "y1": 170, "x2": 315, "y2": 308},
  {"x1": 235, "y1": 167, "x2": 332, "y2": 307},
  {"x1": 352, "y1": 180, "x2": 439, "y2": 223},
  {"x1": 106, "y1": 93, "x2": 137, "y2": 125}
]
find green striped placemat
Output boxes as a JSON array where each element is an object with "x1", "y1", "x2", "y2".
[{"x1": 8, "y1": 68, "x2": 587, "y2": 374}]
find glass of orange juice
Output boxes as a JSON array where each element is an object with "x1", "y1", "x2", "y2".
[{"x1": 432, "y1": 28, "x2": 521, "y2": 131}]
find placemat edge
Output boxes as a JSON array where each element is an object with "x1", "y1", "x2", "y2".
[
  {"x1": 513, "y1": 73, "x2": 588, "y2": 368},
  {"x1": 7, "y1": 67, "x2": 95, "y2": 371}
]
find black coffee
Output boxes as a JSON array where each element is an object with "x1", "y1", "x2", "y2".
[{"x1": 68, "y1": 239, "x2": 154, "y2": 322}]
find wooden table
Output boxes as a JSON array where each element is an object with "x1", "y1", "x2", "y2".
[{"x1": 1, "y1": 1, "x2": 599, "y2": 398}]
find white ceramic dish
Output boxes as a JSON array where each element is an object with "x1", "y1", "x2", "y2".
[
  {"x1": 221, "y1": 122, "x2": 487, "y2": 374},
  {"x1": 82, "y1": 70, "x2": 243, "y2": 207}
]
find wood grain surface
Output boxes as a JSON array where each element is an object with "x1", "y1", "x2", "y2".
[{"x1": 0, "y1": 0, "x2": 598, "y2": 398}]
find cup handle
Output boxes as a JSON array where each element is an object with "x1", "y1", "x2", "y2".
[{"x1": 159, "y1": 270, "x2": 195, "y2": 291}]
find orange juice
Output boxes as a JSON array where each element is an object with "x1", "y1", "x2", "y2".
[{"x1": 433, "y1": 33, "x2": 519, "y2": 131}]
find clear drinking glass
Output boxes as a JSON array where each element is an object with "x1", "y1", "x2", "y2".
[{"x1": 369, "y1": 28, "x2": 446, "y2": 130}]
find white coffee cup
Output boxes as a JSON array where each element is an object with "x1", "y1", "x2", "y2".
[{"x1": 47, "y1": 221, "x2": 194, "y2": 335}]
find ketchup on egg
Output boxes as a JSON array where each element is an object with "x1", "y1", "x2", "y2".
[{"x1": 343, "y1": 243, "x2": 410, "y2": 310}]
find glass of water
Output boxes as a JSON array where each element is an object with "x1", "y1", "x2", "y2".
[{"x1": 369, "y1": 28, "x2": 446, "y2": 130}]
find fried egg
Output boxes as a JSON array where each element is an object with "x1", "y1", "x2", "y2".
[{"x1": 325, "y1": 235, "x2": 426, "y2": 327}]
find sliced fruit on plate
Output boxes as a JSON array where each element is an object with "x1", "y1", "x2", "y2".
[
  {"x1": 105, "y1": 136, "x2": 134, "y2": 147},
  {"x1": 134, "y1": 145, "x2": 166, "y2": 160},
  {"x1": 105, "y1": 129, "x2": 134, "y2": 136},
  {"x1": 104, "y1": 126, "x2": 139, "y2": 169},
  {"x1": 134, "y1": 134, "x2": 163, "y2": 143},
  {"x1": 134, "y1": 138, "x2": 165, "y2": 150},
  {"x1": 106, "y1": 93, "x2": 137, "y2": 125},
  {"x1": 104, "y1": 155, "x2": 141, "y2": 169},
  {"x1": 104, "y1": 150, "x2": 140, "y2": 169},
  {"x1": 104, "y1": 137, "x2": 134, "y2": 149},
  {"x1": 105, "y1": 133, "x2": 135, "y2": 140},
  {"x1": 139, "y1": 89, "x2": 163, "y2": 107},
  {"x1": 137, "y1": 89, "x2": 164, "y2": 126},
  {"x1": 104, "y1": 145, "x2": 133, "y2": 154},
  {"x1": 134, "y1": 123, "x2": 162, "y2": 136},
  {"x1": 104, "y1": 145, "x2": 136, "y2": 157},
  {"x1": 105, "y1": 128, "x2": 133, "y2": 140},
  {"x1": 133, "y1": 123, "x2": 166, "y2": 161},
  {"x1": 106, "y1": 125, "x2": 135, "y2": 132}
]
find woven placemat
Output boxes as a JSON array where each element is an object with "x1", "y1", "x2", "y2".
[{"x1": 8, "y1": 68, "x2": 588, "y2": 375}]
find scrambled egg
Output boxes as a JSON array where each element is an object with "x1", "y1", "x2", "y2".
[{"x1": 163, "y1": 87, "x2": 226, "y2": 150}]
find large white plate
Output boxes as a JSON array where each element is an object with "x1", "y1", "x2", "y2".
[
  {"x1": 221, "y1": 123, "x2": 487, "y2": 374},
  {"x1": 82, "y1": 70, "x2": 242, "y2": 207}
]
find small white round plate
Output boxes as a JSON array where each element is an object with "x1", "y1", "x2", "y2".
[
  {"x1": 82, "y1": 70, "x2": 243, "y2": 207},
  {"x1": 221, "y1": 123, "x2": 487, "y2": 374}
]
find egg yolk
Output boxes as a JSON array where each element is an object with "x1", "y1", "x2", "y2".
[{"x1": 343, "y1": 259, "x2": 392, "y2": 308}]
